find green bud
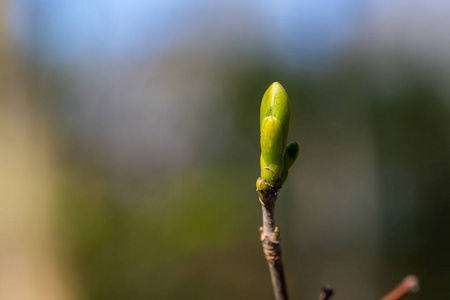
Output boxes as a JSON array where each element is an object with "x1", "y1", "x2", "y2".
[
  {"x1": 260, "y1": 82, "x2": 290, "y2": 149},
  {"x1": 259, "y1": 82, "x2": 299, "y2": 190},
  {"x1": 284, "y1": 141, "x2": 300, "y2": 171},
  {"x1": 260, "y1": 82, "x2": 290, "y2": 185},
  {"x1": 278, "y1": 141, "x2": 300, "y2": 187}
]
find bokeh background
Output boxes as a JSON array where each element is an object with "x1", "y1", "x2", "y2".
[{"x1": 1, "y1": 0, "x2": 450, "y2": 299}]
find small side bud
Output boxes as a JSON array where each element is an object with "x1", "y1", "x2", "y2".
[
  {"x1": 278, "y1": 141, "x2": 300, "y2": 188},
  {"x1": 284, "y1": 141, "x2": 300, "y2": 170}
]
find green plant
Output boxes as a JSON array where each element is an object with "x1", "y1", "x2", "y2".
[
  {"x1": 256, "y1": 82, "x2": 299, "y2": 300},
  {"x1": 254, "y1": 82, "x2": 419, "y2": 300},
  {"x1": 257, "y1": 82, "x2": 299, "y2": 200}
]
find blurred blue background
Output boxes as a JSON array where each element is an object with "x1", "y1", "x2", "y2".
[{"x1": 1, "y1": 0, "x2": 449, "y2": 299}]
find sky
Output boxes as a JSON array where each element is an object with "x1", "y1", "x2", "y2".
[{"x1": 8, "y1": 0, "x2": 365, "y2": 65}]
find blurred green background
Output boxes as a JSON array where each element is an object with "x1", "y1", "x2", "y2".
[{"x1": 1, "y1": 0, "x2": 449, "y2": 299}]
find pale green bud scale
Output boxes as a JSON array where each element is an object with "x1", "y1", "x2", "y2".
[{"x1": 260, "y1": 82, "x2": 290, "y2": 150}]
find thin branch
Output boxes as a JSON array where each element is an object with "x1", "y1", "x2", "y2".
[
  {"x1": 381, "y1": 275, "x2": 419, "y2": 300},
  {"x1": 259, "y1": 193, "x2": 288, "y2": 300},
  {"x1": 318, "y1": 285, "x2": 334, "y2": 300}
]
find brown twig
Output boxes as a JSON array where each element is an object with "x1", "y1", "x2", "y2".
[
  {"x1": 381, "y1": 275, "x2": 419, "y2": 300},
  {"x1": 318, "y1": 285, "x2": 334, "y2": 300},
  {"x1": 259, "y1": 193, "x2": 288, "y2": 300}
]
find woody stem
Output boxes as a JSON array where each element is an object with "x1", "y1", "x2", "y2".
[{"x1": 260, "y1": 193, "x2": 289, "y2": 300}]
